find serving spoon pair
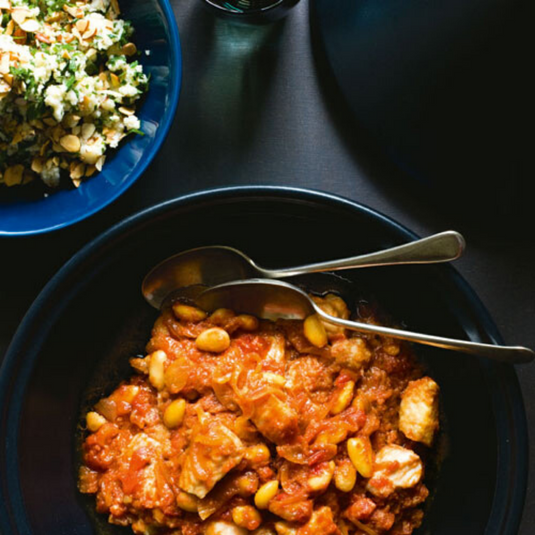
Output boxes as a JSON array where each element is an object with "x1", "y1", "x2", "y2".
[{"x1": 142, "y1": 231, "x2": 534, "y2": 364}]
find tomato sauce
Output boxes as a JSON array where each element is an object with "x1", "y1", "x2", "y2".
[{"x1": 79, "y1": 296, "x2": 439, "y2": 534}]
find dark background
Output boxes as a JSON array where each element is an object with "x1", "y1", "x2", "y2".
[{"x1": 0, "y1": 0, "x2": 533, "y2": 532}]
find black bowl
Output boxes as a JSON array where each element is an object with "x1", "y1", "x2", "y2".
[{"x1": 0, "y1": 187, "x2": 527, "y2": 534}]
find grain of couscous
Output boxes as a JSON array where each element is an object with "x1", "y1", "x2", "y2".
[{"x1": 0, "y1": 0, "x2": 148, "y2": 188}]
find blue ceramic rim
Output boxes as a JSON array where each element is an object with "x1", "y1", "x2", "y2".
[
  {"x1": 0, "y1": 0, "x2": 182, "y2": 237},
  {"x1": 0, "y1": 186, "x2": 528, "y2": 533}
]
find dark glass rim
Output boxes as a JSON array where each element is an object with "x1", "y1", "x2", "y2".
[{"x1": 203, "y1": 0, "x2": 292, "y2": 16}]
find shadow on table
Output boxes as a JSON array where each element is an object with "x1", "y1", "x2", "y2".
[
  {"x1": 176, "y1": 2, "x2": 287, "y2": 156},
  {"x1": 307, "y1": 4, "x2": 435, "y2": 219},
  {"x1": 308, "y1": 0, "x2": 533, "y2": 240}
]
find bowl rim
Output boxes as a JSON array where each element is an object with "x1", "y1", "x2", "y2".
[
  {"x1": 0, "y1": 0, "x2": 182, "y2": 238},
  {"x1": 0, "y1": 186, "x2": 528, "y2": 533}
]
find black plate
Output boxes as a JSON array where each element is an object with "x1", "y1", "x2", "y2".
[
  {"x1": 310, "y1": 0, "x2": 531, "y2": 217},
  {"x1": 0, "y1": 187, "x2": 527, "y2": 534}
]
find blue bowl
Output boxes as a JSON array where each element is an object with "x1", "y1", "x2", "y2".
[
  {"x1": 0, "y1": 0, "x2": 182, "y2": 236},
  {"x1": 0, "y1": 187, "x2": 527, "y2": 534}
]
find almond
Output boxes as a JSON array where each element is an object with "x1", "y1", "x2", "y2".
[
  {"x1": 0, "y1": 54, "x2": 10, "y2": 75},
  {"x1": 70, "y1": 161, "x2": 85, "y2": 180},
  {"x1": 81, "y1": 122, "x2": 96, "y2": 140},
  {"x1": 95, "y1": 155, "x2": 105, "y2": 171},
  {"x1": 109, "y1": 73, "x2": 120, "y2": 88},
  {"x1": 11, "y1": 129, "x2": 23, "y2": 145},
  {"x1": 59, "y1": 134, "x2": 81, "y2": 153},
  {"x1": 110, "y1": 0, "x2": 120, "y2": 14},
  {"x1": 31, "y1": 157, "x2": 44, "y2": 173},
  {"x1": 51, "y1": 125, "x2": 64, "y2": 142},
  {"x1": 118, "y1": 106, "x2": 134, "y2": 116},
  {"x1": 5, "y1": 20, "x2": 14, "y2": 36},
  {"x1": 11, "y1": 8, "x2": 29, "y2": 25},
  {"x1": 85, "y1": 164, "x2": 96, "y2": 177},
  {"x1": 71, "y1": 27, "x2": 81, "y2": 41},
  {"x1": 82, "y1": 24, "x2": 96, "y2": 40},
  {"x1": 45, "y1": 13, "x2": 63, "y2": 23},
  {"x1": 63, "y1": 4, "x2": 80, "y2": 18},
  {"x1": 63, "y1": 114, "x2": 80, "y2": 128},
  {"x1": 19, "y1": 19, "x2": 40, "y2": 32},
  {"x1": 36, "y1": 32, "x2": 52, "y2": 44},
  {"x1": 39, "y1": 139, "x2": 50, "y2": 155},
  {"x1": 3, "y1": 164, "x2": 24, "y2": 186},
  {"x1": 75, "y1": 19, "x2": 88, "y2": 33}
]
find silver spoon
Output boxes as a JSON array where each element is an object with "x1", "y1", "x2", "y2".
[
  {"x1": 143, "y1": 231, "x2": 465, "y2": 309},
  {"x1": 194, "y1": 279, "x2": 534, "y2": 364}
]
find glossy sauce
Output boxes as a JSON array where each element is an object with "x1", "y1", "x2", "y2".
[{"x1": 79, "y1": 297, "x2": 438, "y2": 534}]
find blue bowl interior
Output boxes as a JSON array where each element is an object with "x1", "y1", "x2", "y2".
[
  {"x1": 0, "y1": 188, "x2": 527, "y2": 534},
  {"x1": 0, "y1": 0, "x2": 181, "y2": 236}
]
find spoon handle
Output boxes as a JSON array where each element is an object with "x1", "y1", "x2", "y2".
[
  {"x1": 263, "y1": 231, "x2": 465, "y2": 278},
  {"x1": 315, "y1": 308, "x2": 534, "y2": 364}
]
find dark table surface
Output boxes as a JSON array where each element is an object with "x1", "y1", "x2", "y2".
[{"x1": 0, "y1": 0, "x2": 533, "y2": 532}]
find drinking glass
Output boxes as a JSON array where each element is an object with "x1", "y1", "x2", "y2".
[{"x1": 202, "y1": 0, "x2": 300, "y2": 22}]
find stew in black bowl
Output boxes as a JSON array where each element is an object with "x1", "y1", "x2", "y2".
[{"x1": 0, "y1": 187, "x2": 527, "y2": 534}]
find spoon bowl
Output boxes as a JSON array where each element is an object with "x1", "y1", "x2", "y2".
[
  {"x1": 195, "y1": 279, "x2": 535, "y2": 364},
  {"x1": 143, "y1": 231, "x2": 465, "y2": 308},
  {"x1": 142, "y1": 246, "x2": 256, "y2": 308}
]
